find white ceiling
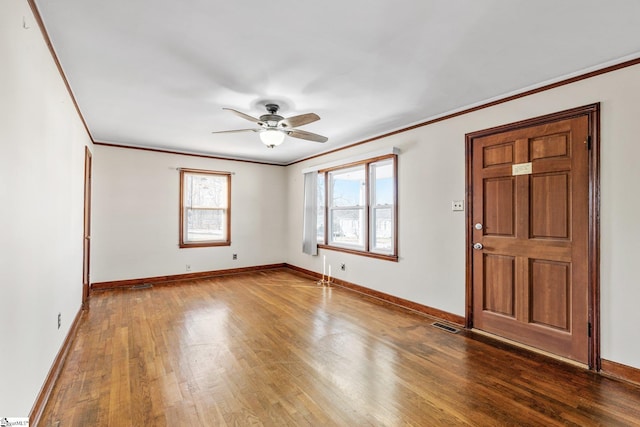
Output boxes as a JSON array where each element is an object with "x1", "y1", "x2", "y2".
[{"x1": 34, "y1": 0, "x2": 640, "y2": 165}]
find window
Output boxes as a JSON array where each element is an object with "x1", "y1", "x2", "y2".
[
  {"x1": 180, "y1": 169, "x2": 231, "y2": 248},
  {"x1": 369, "y1": 158, "x2": 395, "y2": 254},
  {"x1": 318, "y1": 155, "x2": 397, "y2": 260},
  {"x1": 328, "y1": 165, "x2": 366, "y2": 249}
]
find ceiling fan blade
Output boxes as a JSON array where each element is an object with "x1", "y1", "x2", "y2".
[
  {"x1": 222, "y1": 108, "x2": 262, "y2": 124},
  {"x1": 211, "y1": 128, "x2": 260, "y2": 134},
  {"x1": 279, "y1": 113, "x2": 320, "y2": 128},
  {"x1": 287, "y1": 129, "x2": 328, "y2": 143}
]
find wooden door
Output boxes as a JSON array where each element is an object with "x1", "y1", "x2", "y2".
[
  {"x1": 82, "y1": 147, "x2": 92, "y2": 307},
  {"x1": 468, "y1": 111, "x2": 594, "y2": 365}
]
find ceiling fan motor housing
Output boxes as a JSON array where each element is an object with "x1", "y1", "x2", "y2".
[{"x1": 260, "y1": 104, "x2": 284, "y2": 126}]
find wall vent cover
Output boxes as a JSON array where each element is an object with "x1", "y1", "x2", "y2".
[{"x1": 131, "y1": 283, "x2": 153, "y2": 290}]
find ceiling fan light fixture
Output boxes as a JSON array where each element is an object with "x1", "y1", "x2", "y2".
[{"x1": 260, "y1": 128, "x2": 285, "y2": 148}]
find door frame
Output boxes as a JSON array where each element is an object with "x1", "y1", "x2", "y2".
[
  {"x1": 464, "y1": 103, "x2": 600, "y2": 370},
  {"x1": 82, "y1": 146, "x2": 93, "y2": 308}
]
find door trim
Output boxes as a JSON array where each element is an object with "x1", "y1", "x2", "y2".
[
  {"x1": 465, "y1": 103, "x2": 600, "y2": 370},
  {"x1": 82, "y1": 146, "x2": 92, "y2": 307}
]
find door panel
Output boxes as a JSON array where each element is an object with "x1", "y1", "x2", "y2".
[
  {"x1": 530, "y1": 133, "x2": 569, "y2": 160},
  {"x1": 530, "y1": 259, "x2": 570, "y2": 330},
  {"x1": 530, "y1": 173, "x2": 569, "y2": 239},
  {"x1": 483, "y1": 142, "x2": 515, "y2": 166},
  {"x1": 483, "y1": 178, "x2": 515, "y2": 236},
  {"x1": 483, "y1": 254, "x2": 515, "y2": 316},
  {"x1": 470, "y1": 115, "x2": 590, "y2": 364}
]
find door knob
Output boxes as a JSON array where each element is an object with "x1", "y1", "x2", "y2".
[{"x1": 473, "y1": 243, "x2": 483, "y2": 250}]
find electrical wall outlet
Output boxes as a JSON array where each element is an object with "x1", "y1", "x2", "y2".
[
  {"x1": 186, "y1": 264, "x2": 191, "y2": 272},
  {"x1": 57, "y1": 313, "x2": 61, "y2": 330},
  {"x1": 233, "y1": 253, "x2": 238, "y2": 260},
  {"x1": 452, "y1": 200, "x2": 464, "y2": 211}
]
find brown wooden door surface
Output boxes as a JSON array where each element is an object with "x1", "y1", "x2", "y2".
[{"x1": 471, "y1": 116, "x2": 590, "y2": 364}]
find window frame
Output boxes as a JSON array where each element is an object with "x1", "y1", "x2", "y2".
[
  {"x1": 179, "y1": 168, "x2": 231, "y2": 248},
  {"x1": 368, "y1": 158, "x2": 396, "y2": 255},
  {"x1": 318, "y1": 154, "x2": 398, "y2": 261},
  {"x1": 327, "y1": 164, "x2": 367, "y2": 250}
]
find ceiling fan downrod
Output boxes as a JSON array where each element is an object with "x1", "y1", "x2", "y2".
[{"x1": 265, "y1": 103, "x2": 279, "y2": 114}]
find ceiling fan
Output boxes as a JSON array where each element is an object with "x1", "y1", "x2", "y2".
[{"x1": 212, "y1": 103, "x2": 328, "y2": 148}]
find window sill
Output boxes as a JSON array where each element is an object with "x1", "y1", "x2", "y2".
[
  {"x1": 180, "y1": 241, "x2": 231, "y2": 248},
  {"x1": 317, "y1": 244, "x2": 398, "y2": 262}
]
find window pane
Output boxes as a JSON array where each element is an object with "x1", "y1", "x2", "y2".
[
  {"x1": 371, "y1": 159, "x2": 394, "y2": 206},
  {"x1": 372, "y1": 207, "x2": 393, "y2": 252},
  {"x1": 186, "y1": 209, "x2": 225, "y2": 242},
  {"x1": 317, "y1": 173, "x2": 325, "y2": 244},
  {"x1": 186, "y1": 174, "x2": 227, "y2": 208},
  {"x1": 330, "y1": 208, "x2": 365, "y2": 248},
  {"x1": 330, "y1": 166, "x2": 365, "y2": 207}
]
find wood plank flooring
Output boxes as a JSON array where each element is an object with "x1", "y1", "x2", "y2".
[{"x1": 40, "y1": 269, "x2": 640, "y2": 426}]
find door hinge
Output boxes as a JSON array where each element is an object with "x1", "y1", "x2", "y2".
[{"x1": 588, "y1": 322, "x2": 592, "y2": 337}]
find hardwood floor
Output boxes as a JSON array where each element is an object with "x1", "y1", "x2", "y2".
[{"x1": 40, "y1": 269, "x2": 640, "y2": 426}]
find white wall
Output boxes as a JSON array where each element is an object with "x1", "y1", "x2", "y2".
[
  {"x1": 286, "y1": 63, "x2": 640, "y2": 370},
  {"x1": 91, "y1": 146, "x2": 287, "y2": 283},
  {"x1": 0, "y1": 0, "x2": 92, "y2": 416}
]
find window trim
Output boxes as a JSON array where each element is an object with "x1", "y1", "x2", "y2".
[
  {"x1": 179, "y1": 168, "x2": 231, "y2": 248},
  {"x1": 318, "y1": 154, "x2": 398, "y2": 261}
]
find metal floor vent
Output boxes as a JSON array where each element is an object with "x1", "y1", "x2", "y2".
[
  {"x1": 131, "y1": 283, "x2": 153, "y2": 290},
  {"x1": 432, "y1": 322, "x2": 461, "y2": 334}
]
